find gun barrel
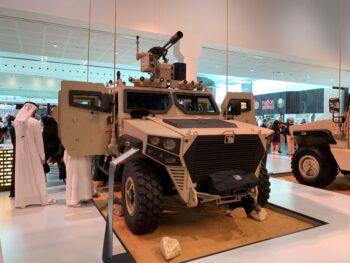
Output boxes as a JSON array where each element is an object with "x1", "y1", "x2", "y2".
[
  {"x1": 169, "y1": 31, "x2": 183, "y2": 45},
  {"x1": 162, "y1": 31, "x2": 183, "y2": 50}
]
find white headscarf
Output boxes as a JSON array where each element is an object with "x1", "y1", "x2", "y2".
[{"x1": 14, "y1": 102, "x2": 38, "y2": 131}]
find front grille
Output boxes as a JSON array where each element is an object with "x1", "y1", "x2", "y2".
[{"x1": 184, "y1": 135, "x2": 264, "y2": 192}]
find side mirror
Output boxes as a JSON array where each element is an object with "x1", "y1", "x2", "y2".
[
  {"x1": 229, "y1": 99, "x2": 242, "y2": 116},
  {"x1": 329, "y1": 98, "x2": 340, "y2": 113}
]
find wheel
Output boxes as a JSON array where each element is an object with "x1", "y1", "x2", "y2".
[
  {"x1": 257, "y1": 163, "x2": 270, "y2": 207},
  {"x1": 291, "y1": 146, "x2": 338, "y2": 187},
  {"x1": 121, "y1": 158, "x2": 163, "y2": 235}
]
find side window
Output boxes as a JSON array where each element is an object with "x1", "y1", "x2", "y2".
[
  {"x1": 228, "y1": 99, "x2": 251, "y2": 113},
  {"x1": 124, "y1": 90, "x2": 171, "y2": 113},
  {"x1": 174, "y1": 93, "x2": 219, "y2": 115},
  {"x1": 69, "y1": 90, "x2": 113, "y2": 113}
]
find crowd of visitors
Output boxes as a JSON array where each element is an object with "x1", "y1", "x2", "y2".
[
  {"x1": 256, "y1": 116, "x2": 307, "y2": 156},
  {"x1": 2, "y1": 102, "x2": 94, "y2": 209}
]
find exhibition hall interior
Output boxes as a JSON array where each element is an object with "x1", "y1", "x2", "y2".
[{"x1": 1, "y1": 0, "x2": 350, "y2": 262}]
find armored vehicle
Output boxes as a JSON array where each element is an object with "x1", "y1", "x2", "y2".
[
  {"x1": 58, "y1": 31, "x2": 274, "y2": 234},
  {"x1": 290, "y1": 96, "x2": 350, "y2": 187}
]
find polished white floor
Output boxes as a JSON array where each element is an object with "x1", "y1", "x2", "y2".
[
  {"x1": 0, "y1": 183, "x2": 123, "y2": 263},
  {"x1": 267, "y1": 152, "x2": 292, "y2": 174},
  {"x1": 1, "y1": 158, "x2": 350, "y2": 262}
]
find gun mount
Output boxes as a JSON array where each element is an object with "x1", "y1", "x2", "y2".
[{"x1": 133, "y1": 31, "x2": 202, "y2": 89}]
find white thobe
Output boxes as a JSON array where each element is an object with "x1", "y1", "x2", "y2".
[
  {"x1": 63, "y1": 150, "x2": 92, "y2": 206},
  {"x1": 14, "y1": 117, "x2": 52, "y2": 208}
]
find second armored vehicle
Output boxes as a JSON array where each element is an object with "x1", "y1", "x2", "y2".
[{"x1": 291, "y1": 96, "x2": 350, "y2": 187}]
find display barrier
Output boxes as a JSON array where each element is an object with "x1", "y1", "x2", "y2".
[{"x1": 0, "y1": 147, "x2": 13, "y2": 192}]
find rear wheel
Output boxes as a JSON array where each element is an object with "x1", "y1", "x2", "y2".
[
  {"x1": 121, "y1": 158, "x2": 163, "y2": 235},
  {"x1": 291, "y1": 146, "x2": 338, "y2": 187}
]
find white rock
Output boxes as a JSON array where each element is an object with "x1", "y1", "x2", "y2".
[
  {"x1": 113, "y1": 204, "x2": 124, "y2": 217},
  {"x1": 227, "y1": 209, "x2": 235, "y2": 217},
  {"x1": 160, "y1": 237, "x2": 181, "y2": 261},
  {"x1": 250, "y1": 208, "x2": 268, "y2": 221}
]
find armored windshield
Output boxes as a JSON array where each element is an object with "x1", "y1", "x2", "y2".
[
  {"x1": 125, "y1": 90, "x2": 171, "y2": 113},
  {"x1": 173, "y1": 93, "x2": 219, "y2": 115}
]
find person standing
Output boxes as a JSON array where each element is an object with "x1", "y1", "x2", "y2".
[
  {"x1": 8, "y1": 115, "x2": 16, "y2": 198},
  {"x1": 14, "y1": 102, "x2": 56, "y2": 208},
  {"x1": 277, "y1": 116, "x2": 285, "y2": 154},
  {"x1": 286, "y1": 118, "x2": 295, "y2": 155},
  {"x1": 0, "y1": 117, "x2": 5, "y2": 144},
  {"x1": 63, "y1": 150, "x2": 93, "y2": 207},
  {"x1": 271, "y1": 120, "x2": 281, "y2": 154}
]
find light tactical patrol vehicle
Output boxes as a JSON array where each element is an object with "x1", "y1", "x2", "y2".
[
  {"x1": 58, "y1": 31, "x2": 274, "y2": 234},
  {"x1": 290, "y1": 96, "x2": 350, "y2": 187}
]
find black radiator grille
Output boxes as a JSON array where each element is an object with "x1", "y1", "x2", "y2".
[{"x1": 184, "y1": 135, "x2": 264, "y2": 192}]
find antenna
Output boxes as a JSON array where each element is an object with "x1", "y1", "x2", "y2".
[{"x1": 86, "y1": 0, "x2": 92, "y2": 82}]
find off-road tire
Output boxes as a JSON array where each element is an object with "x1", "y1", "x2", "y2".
[
  {"x1": 121, "y1": 158, "x2": 163, "y2": 235},
  {"x1": 257, "y1": 163, "x2": 270, "y2": 207},
  {"x1": 291, "y1": 146, "x2": 338, "y2": 187}
]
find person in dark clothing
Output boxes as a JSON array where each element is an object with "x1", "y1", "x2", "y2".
[
  {"x1": 271, "y1": 120, "x2": 280, "y2": 154},
  {"x1": 8, "y1": 117, "x2": 16, "y2": 198},
  {"x1": 41, "y1": 115, "x2": 66, "y2": 182}
]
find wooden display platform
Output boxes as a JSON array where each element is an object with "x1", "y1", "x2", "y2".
[{"x1": 93, "y1": 192, "x2": 324, "y2": 263}]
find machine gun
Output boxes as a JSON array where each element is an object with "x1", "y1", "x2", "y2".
[
  {"x1": 131, "y1": 31, "x2": 201, "y2": 89},
  {"x1": 138, "y1": 31, "x2": 183, "y2": 63}
]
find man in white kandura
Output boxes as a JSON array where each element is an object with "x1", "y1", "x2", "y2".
[
  {"x1": 14, "y1": 102, "x2": 56, "y2": 208},
  {"x1": 63, "y1": 150, "x2": 93, "y2": 207}
]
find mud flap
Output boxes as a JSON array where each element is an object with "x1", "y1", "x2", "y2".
[{"x1": 102, "y1": 148, "x2": 140, "y2": 263}]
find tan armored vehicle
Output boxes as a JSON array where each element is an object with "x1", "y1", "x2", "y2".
[
  {"x1": 290, "y1": 97, "x2": 350, "y2": 187},
  {"x1": 58, "y1": 32, "x2": 274, "y2": 234}
]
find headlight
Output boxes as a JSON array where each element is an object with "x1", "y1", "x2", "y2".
[
  {"x1": 163, "y1": 139, "x2": 177, "y2": 151},
  {"x1": 147, "y1": 135, "x2": 180, "y2": 154},
  {"x1": 149, "y1": 136, "x2": 160, "y2": 146}
]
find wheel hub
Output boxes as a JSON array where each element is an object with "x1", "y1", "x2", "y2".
[
  {"x1": 299, "y1": 155, "x2": 320, "y2": 179},
  {"x1": 125, "y1": 177, "x2": 136, "y2": 216}
]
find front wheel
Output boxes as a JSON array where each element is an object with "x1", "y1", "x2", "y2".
[
  {"x1": 257, "y1": 163, "x2": 270, "y2": 207},
  {"x1": 121, "y1": 158, "x2": 163, "y2": 235},
  {"x1": 291, "y1": 146, "x2": 338, "y2": 187}
]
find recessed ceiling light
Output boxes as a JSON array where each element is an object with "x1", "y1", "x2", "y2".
[
  {"x1": 273, "y1": 71, "x2": 284, "y2": 76},
  {"x1": 250, "y1": 69, "x2": 254, "y2": 72},
  {"x1": 215, "y1": 65, "x2": 219, "y2": 68},
  {"x1": 53, "y1": 44, "x2": 58, "y2": 48}
]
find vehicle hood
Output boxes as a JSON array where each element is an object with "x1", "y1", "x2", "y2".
[
  {"x1": 289, "y1": 119, "x2": 336, "y2": 134},
  {"x1": 123, "y1": 117, "x2": 274, "y2": 138}
]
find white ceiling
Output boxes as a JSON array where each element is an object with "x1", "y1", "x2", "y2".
[{"x1": 0, "y1": 12, "x2": 349, "y2": 91}]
